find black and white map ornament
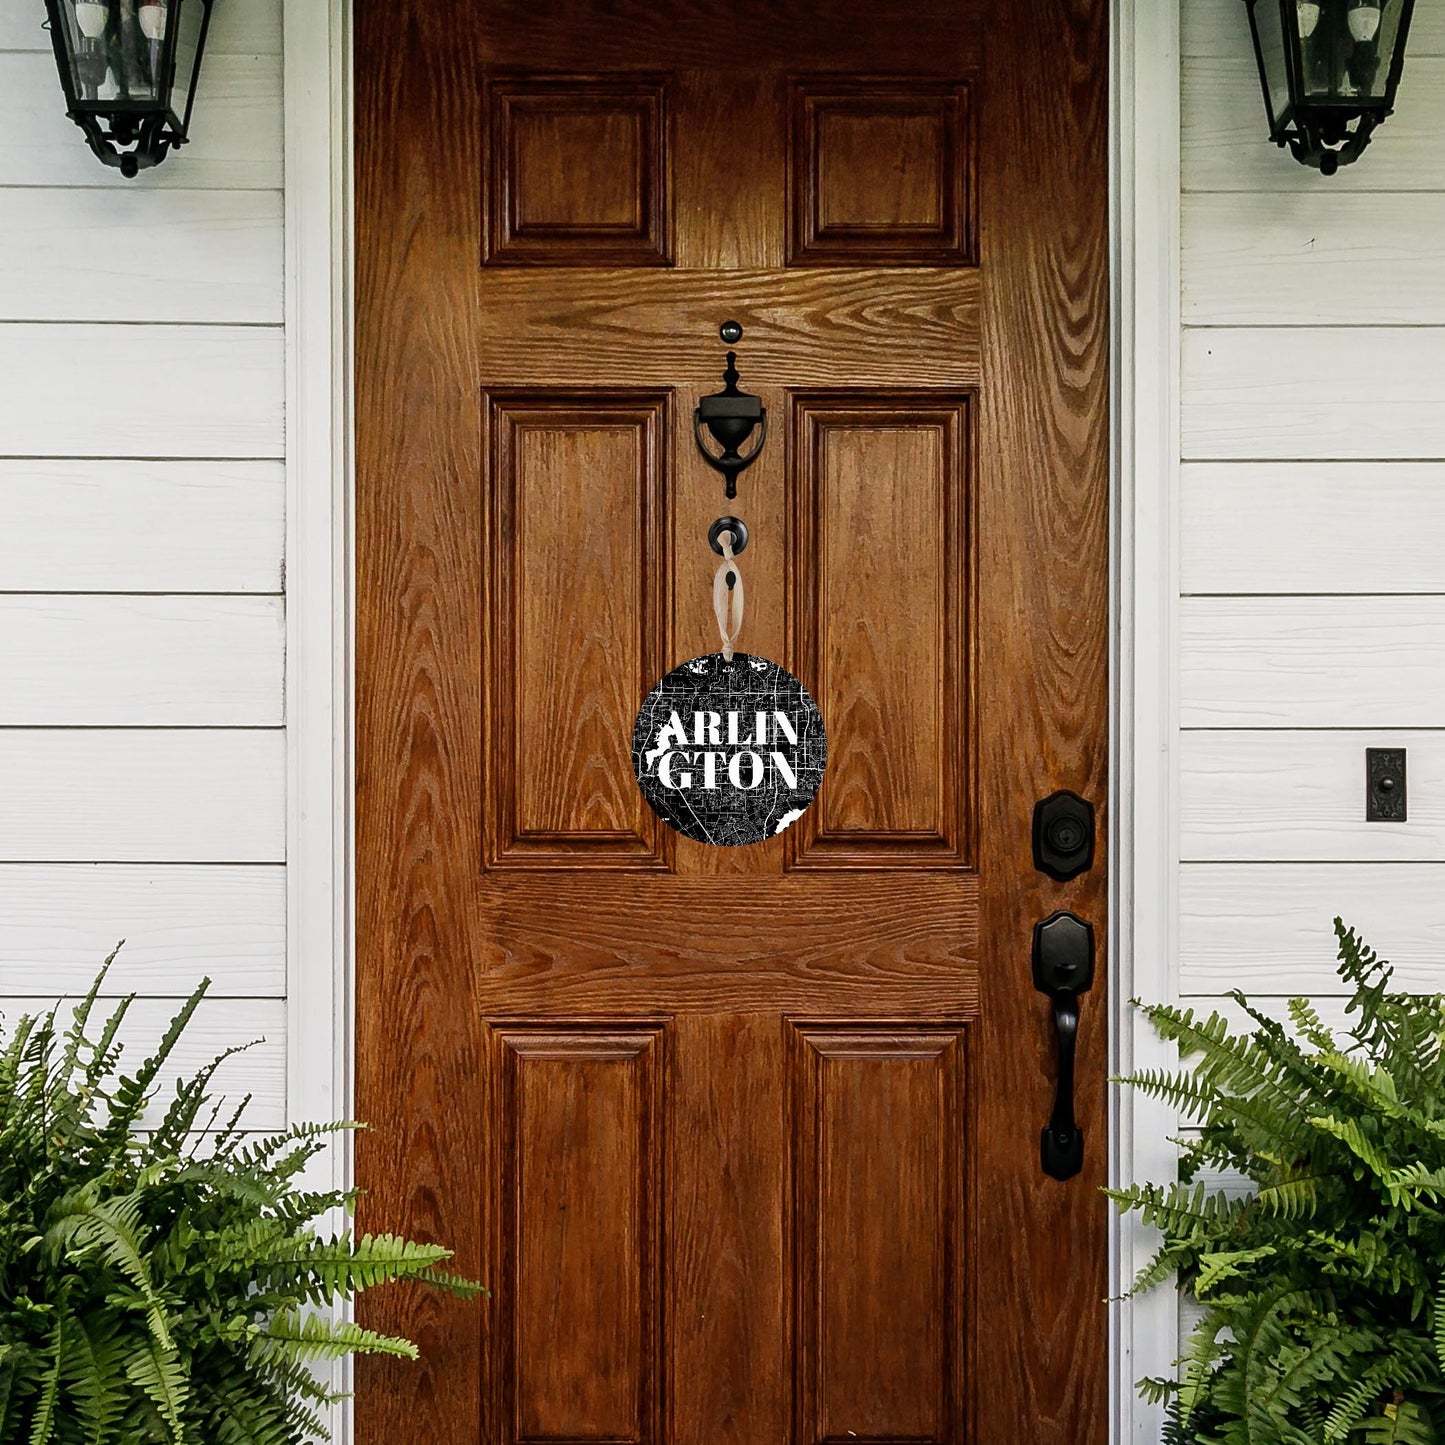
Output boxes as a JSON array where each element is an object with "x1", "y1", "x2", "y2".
[{"x1": 631, "y1": 652, "x2": 827, "y2": 847}]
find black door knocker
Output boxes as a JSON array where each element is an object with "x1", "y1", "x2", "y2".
[{"x1": 694, "y1": 320, "x2": 767, "y2": 500}]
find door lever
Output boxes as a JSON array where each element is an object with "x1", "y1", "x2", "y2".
[{"x1": 1032, "y1": 911, "x2": 1095, "y2": 1181}]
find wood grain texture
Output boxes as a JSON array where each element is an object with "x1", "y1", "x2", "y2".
[
  {"x1": 354, "y1": 1, "x2": 485, "y2": 1439},
  {"x1": 0, "y1": 730, "x2": 284, "y2": 863},
  {"x1": 0, "y1": 997, "x2": 285, "y2": 1130},
  {"x1": 789, "y1": 393, "x2": 971, "y2": 868},
  {"x1": 356, "y1": 6, "x2": 1109, "y2": 1444},
  {"x1": 1182, "y1": 57, "x2": 1445, "y2": 193},
  {"x1": 970, "y1": 1, "x2": 1111, "y2": 1440},
  {"x1": 1182, "y1": 597, "x2": 1445, "y2": 728},
  {"x1": 1180, "y1": 730, "x2": 1445, "y2": 862},
  {"x1": 0, "y1": 596, "x2": 283, "y2": 725},
  {"x1": 0, "y1": 324, "x2": 283, "y2": 459},
  {"x1": 0, "y1": 52, "x2": 282, "y2": 190},
  {"x1": 1182, "y1": 327, "x2": 1445, "y2": 461},
  {"x1": 470, "y1": 2, "x2": 984, "y2": 71},
  {"x1": 1182, "y1": 0, "x2": 1445, "y2": 57},
  {"x1": 0, "y1": 190, "x2": 283, "y2": 324},
  {"x1": 487, "y1": 1024, "x2": 665, "y2": 1445},
  {"x1": 789, "y1": 80, "x2": 974, "y2": 266},
  {"x1": 0, "y1": 864, "x2": 285, "y2": 996},
  {"x1": 486, "y1": 392, "x2": 669, "y2": 869},
  {"x1": 1183, "y1": 194, "x2": 1445, "y2": 327},
  {"x1": 0, "y1": 460, "x2": 284, "y2": 593},
  {"x1": 1179, "y1": 863, "x2": 1445, "y2": 996},
  {"x1": 1180, "y1": 462, "x2": 1445, "y2": 595},
  {"x1": 476, "y1": 268, "x2": 982, "y2": 386},
  {"x1": 790, "y1": 1024, "x2": 969, "y2": 1445},
  {"x1": 486, "y1": 76, "x2": 671, "y2": 266}
]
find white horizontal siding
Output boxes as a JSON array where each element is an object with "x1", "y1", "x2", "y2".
[
  {"x1": 0, "y1": 460, "x2": 284, "y2": 592},
  {"x1": 1183, "y1": 193, "x2": 1445, "y2": 326},
  {"x1": 1181, "y1": 731, "x2": 1445, "y2": 863},
  {"x1": 0, "y1": 51, "x2": 281, "y2": 190},
  {"x1": 1181, "y1": 0, "x2": 1445, "y2": 57},
  {"x1": 0, "y1": 190, "x2": 283, "y2": 323},
  {"x1": 0, "y1": 4, "x2": 290, "y2": 1131},
  {"x1": 0, "y1": 323, "x2": 284, "y2": 459},
  {"x1": 1181, "y1": 463, "x2": 1445, "y2": 595},
  {"x1": 1177, "y1": 0, "x2": 1445, "y2": 1095},
  {"x1": 0, "y1": 730, "x2": 285, "y2": 863},
  {"x1": 0, "y1": 996, "x2": 286, "y2": 1131},
  {"x1": 1180, "y1": 864, "x2": 1445, "y2": 996},
  {"x1": 1182, "y1": 328, "x2": 1445, "y2": 460},
  {"x1": 0, "y1": 596, "x2": 284, "y2": 726},
  {"x1": 0, "y1": 1, "x2": 283, "y2": 52},
  {"x1": 1181, "y1": 597, "x2": 1445, "y2": 728},
  {"x1": 1182, "y1": 57, "x2": 1445, "y2": 193},
  {"x1": 0, "y1": 864, "x2": 285, "y2": 997}
]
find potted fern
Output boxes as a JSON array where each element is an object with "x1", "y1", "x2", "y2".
[
  {"x1": 0, "y1": 957, "x2": 481, "y2": 1444},
  {"x1": 1113, "y1": 921, "x2": 1445, "y2": 1444}
]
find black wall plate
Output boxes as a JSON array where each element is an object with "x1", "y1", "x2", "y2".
[{"x1": 1367, "y1": 748, "x2": 1407, "y2": 822}]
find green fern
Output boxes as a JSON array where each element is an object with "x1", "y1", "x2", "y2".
[
  {"x1": 0, "y1": 955, "x2": 483, "y2": 1445},
  {"x1": 1115, "y1": 921, "x2": 1445, "y2": 1444}
]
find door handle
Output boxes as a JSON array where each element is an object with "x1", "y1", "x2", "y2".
[{"x1": 1032, "y1": 911, "x2": 1095, "y2": 1181}]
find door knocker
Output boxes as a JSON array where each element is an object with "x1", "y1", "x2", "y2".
[
  {"x1": 631, "y1": 325, "x2": 824, "y2": 848},
  {"x1": 694, "y1": 320, "x2": 767, "y2": 500}
]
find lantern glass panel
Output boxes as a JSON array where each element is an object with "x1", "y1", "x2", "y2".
[
  {"x1": 1298, "y1": 0, "x2": 1403, "y2": 103},
  {"x1": 1252, "y1": 0, "x2": 1292, "y2": 128},
  {"x1": 171, "y1": 0, "x2": 207, "y2": 129}
]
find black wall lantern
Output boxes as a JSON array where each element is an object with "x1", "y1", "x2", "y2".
[
  {"x1": 1244, "y1": 0, "x2": 1414, "y2": 173},
  {"x1": 44, "y1": 0, "x2": 215, "y2": 176}
]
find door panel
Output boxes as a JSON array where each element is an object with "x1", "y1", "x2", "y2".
[
  {"x1": 355, "y1": 2, "x2": 1109, "y2": 1443},
  {"x1": 790, "y1": 393, "x2": 971, "y2": 866},
  {"x1": 484, "y1": 390, "x2": 671, "y2": 869},
  {"x1": 791, "y1": 1025, "x2": 969, "y2": 1443},
  {"x1": 490, "y1": 1024, "x2": 667, "y2": 1445}
]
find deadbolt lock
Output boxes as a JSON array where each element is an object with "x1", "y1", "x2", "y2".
[{"x1": 1032, "y1": 790, "x2": 1095, "y2": 882}]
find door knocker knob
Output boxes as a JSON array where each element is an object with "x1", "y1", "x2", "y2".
[{"x1": 694, "y1": 321, "x2": 767, "y2": 500}]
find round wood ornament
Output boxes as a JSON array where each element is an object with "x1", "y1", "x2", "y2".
[{"x1": 631, "y1": 652, "x2": 827, "y2": 847}]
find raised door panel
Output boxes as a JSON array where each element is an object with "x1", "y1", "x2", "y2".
[
  {"x1": 486, "y1": 392, "x2": 671, "y2": 870},
  {"x1": 789, "y1": 394, "x2": 972, "y2": 869},
  {"x1": 789, "y1": 80, "x2": 974, "y2": 266},
  {"x1": 487, "y1": 1024, "x2": 667, "y2": 1445},
  {"x1": 486, "y1": 77, "x2": 671, "y2": 266},
  {"x1": 790, "y1": 1024, "x2": 969, "y2": 1445}
]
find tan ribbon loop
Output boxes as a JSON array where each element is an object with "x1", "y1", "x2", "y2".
[{"x1": 712, "y1": 529, "x2": 745, "y2": 661}]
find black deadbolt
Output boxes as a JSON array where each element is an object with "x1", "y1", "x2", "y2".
[{"x1": 1032, "y1": 790, "x2": 1095, "y2": 882}]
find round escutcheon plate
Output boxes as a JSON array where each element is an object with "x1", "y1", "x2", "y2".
[{"x1": 632, "y1": 652, "x2": 827, "y2": 847}]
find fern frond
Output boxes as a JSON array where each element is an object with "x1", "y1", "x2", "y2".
[
  {"x1": 254, "y1": 1308, "x2": 419, "y2": 1363},
  {"x1": 24, "y1": 1311, "x2": 63, "y2": 1445},
  {"x1": 122, "y1": 1338, "x2": 188, "y2": 1442}
]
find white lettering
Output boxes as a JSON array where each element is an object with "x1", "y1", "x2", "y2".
[
  {"x1": 657, "y1": 712, "x2": 689, "y2": 750},
  {"x1": 729, "y1": 751, "x2": 764, "y2": 788}
]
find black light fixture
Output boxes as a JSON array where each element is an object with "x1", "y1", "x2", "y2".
[
  {"x1": 44, "y1": 0, "x2": 215, "y2": 177},
  {"x1": 1244, "y1": 0, "x2": 1414, "y2": 173}
]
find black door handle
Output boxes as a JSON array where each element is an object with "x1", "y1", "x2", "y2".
[{"x1": 1032, "y1": 911, "x2": 1095, "y2": 1181}]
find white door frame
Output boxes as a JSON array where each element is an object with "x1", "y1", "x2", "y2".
[{"x1": 281, "y1": 2, "x2": 1184, "y2": 1438}]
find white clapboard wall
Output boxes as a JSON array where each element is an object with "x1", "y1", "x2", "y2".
[
  {"x1": 1179, "y1": 0, "x2": 1445, "y2": 1008},
  {"x1": 0, "y1": 2, "x2": 287, "y2": 1131}
]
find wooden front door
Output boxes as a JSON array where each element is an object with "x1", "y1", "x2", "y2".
[{"x1": 355, "y1": 3, "x2": 1109, "y2": 1443}]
